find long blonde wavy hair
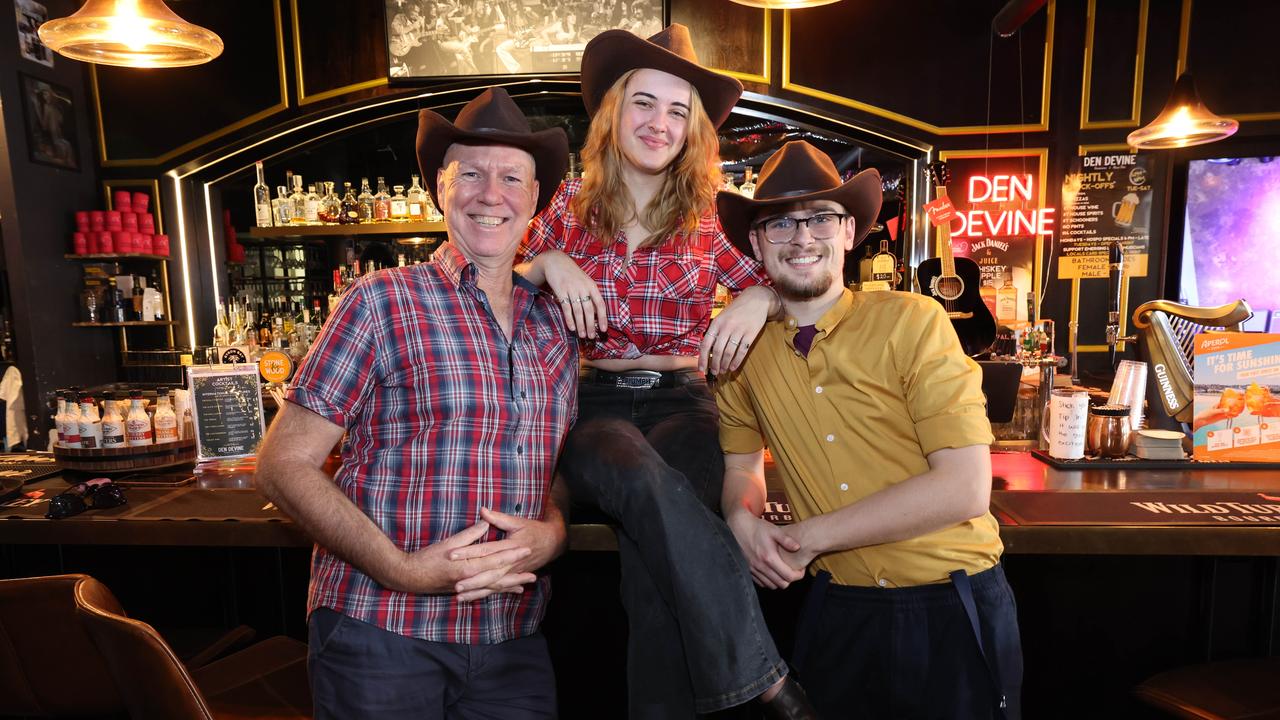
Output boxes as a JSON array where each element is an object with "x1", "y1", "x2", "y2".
[{"x1": 570, "y1": 69, "x2": 722, "y2": 249}]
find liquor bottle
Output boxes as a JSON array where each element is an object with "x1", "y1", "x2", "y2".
[
  {"x1": 318, "y1": 181, "x2": 339, "y2": 223},
  {"x1": 868, "y1": 239, "x2": 896, "y2": 291},
  {"x1": 1026, "y1": 291, "x2": 1036, "y2": 326},
  {"x1": 722, "y1": 171, "x2": 737, "y2": 194},
  {"x1": 273, "y1": 185, "x2": 291, "y2": 226},
  {"x1": 739, "y1": 167, "x2": 756, "y2": 198},
  {"x1": 857, "y1": 245, "x2": 874, "y2": 287},
  {"x1": 108, "y1": 277, "x2": 128, "y2": 323},
  {"x1": 304, "y1": 184, "x2": 321, "y2": 224},
  {"x1": 258, "y1": 303, "x2": 273, "y2": 346},
  {"x1": 100, "y1": 391, "x2": 126, "y2": 448},
  {"x1": 357, "y1": 178, "x2": 375, "y2": 223},
  {"x1": 289, "y1": 176, "x2": 307, "y2": 225},
  {"x1": 996, "y1": 271, "x2": 1018, "y2": 324},
  {"x1": 61, "y1": 391, "x2": 82, "y2": 449},
  {"x1": 126, "y1": 390, "x2": 153, "y2": 447},
  {"x1": 213, "y1": 303, "x2": 229, "y2": 346},
  {"x1": 373, "y1": 177, "x2": 391, "y2": 221},
  {"x1": 423, "y1": 187, "x2": 443, "y2": 222},
  {"x1": 132, "y1": 275, "x2": 146, "y2": 321},
  {"x1": 78, "y1": 395, "x2": 103, "y2": 449},
  {"x1": 979, "y1": 277, "x2": 998, "y2": 321},
  {"x1": 407, "y1": 174, "x2": 426, "y2": 221},
  {"x1": 312, "y1": 299, "x2": 324, "y2": 328},
  {"x1": 149, "y1": 269, "x2": 164, "y2": 321},
  {"x1": 253, "y1": 161, "x2": 273, "y2": 227},
  {"x1": 153, "y1": 388, "x2": 178, "y2": 444},
  {"x1": 328, "y1": 269, "x2": 344, "y2": 316},
  {"x1": 340, "y1": 182, "x2": 360, "y2": 224},
  {"x1": 565, "y1": 152, "x2": 579, "y2": 181},
  {"x1": 390, "y1": 185, "x2": 409, "y2": 221}
]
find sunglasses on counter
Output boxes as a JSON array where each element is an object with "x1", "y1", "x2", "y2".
[{"x1": 45, "y1": 478, "x2": 127, "y2": 520}]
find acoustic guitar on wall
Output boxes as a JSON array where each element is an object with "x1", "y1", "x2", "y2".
[{"x1": 916, "y1": 161, "x2": 996, "y2": 357}]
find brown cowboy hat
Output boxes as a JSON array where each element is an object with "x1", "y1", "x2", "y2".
[
  {"x1": 716, "y1": 141, "x2": 883, "y2": 258},
  {"x1": 580, "y1": 24, "x2": 743, "y2": 129},
  {"x1": 416, "y1": 87, "x2": 569, "y2": 214}
]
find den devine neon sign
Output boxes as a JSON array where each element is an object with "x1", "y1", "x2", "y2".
[{"x1": 952, "y1": 174, "x2": 1056, "y2": 237}]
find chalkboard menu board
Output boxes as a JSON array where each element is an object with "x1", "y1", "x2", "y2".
[{"x1": 187, "y1": 365, "x2": 265, "y2": 462}]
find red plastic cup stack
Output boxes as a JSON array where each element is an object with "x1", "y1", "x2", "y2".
[
  {"x1": 131, "y1": 192, "x2": 150, "y2": 213},
  {"x1": 73, "y1": 232, "x2": 88, "y2": 254},
  {"x1": 112, "y1": 190, "x2": 133, "y2": 213},
  {"x1": 98, "y1": 231, "x2": 113, "y2": 254},
  {"x1": 154, "y1": 234, "x2": 169, "y2": 256}
]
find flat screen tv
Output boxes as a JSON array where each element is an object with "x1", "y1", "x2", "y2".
[{"x1": 1180, "y1": 155, "x2": 1280, "y2": 329}]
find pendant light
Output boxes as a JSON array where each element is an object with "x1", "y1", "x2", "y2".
[
  {"x1": 38, "y1": 0, "x2": 223, "y2": 68},
  {"x1": 1126, "y1": 73, "x2": 1238, "y2": 150},
  {"x1": 729, "y1": 0, "x2": 842, "y2": 9}
]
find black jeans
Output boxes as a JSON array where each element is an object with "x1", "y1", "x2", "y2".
[
  {"x1": 308, "y1": 608, "x2": 557, "y2": 719},
  {"x1": 793, "y1": 564, "x2": 1024, "y2": 720},
  {"x1": 562, "y1": 379, "x2": 787, "y2": 717}
]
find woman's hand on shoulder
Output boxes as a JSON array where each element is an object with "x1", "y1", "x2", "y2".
[
  {"x1": 540, "y1": 250, "x2": 608, "y2": 339},
  {"x1": 699, "y1": 285, "x2": 776, "y2": 375}
]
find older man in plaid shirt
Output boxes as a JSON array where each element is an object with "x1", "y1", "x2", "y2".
[{"x1": 256, "y1": 88, "x2": 577, "y2": 719}]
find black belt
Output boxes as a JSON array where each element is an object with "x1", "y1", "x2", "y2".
[{"x1": 579, "y1": 368, "x2": 704, "y2": 390}]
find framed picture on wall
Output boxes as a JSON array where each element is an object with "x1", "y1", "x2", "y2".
[
  {"x1": 14, "y1": 0, "x2": 53, "y2": 67},
  {"x1": 385, "y1": 0, "x2": 665, "y2": 79},
  {"x1": 18, "y1": 73, "x2": 79, "y2": 171}
]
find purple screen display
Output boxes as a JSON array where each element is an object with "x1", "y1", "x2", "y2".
[{"x1": 1183, "y1": 157, "x2": 1280, "y2": 310}]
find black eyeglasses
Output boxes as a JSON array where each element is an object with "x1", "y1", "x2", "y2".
[
  {"x1": 46, "y1": 480, "x2": 127, "y2": 520},
  {"x1": 753, "y1": 212, "x2": 849, "y2": 244}
]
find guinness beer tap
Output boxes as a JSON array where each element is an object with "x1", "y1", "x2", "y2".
[{"x1": 1106, "y1": 240, "x2": 1124, "y2": 366}]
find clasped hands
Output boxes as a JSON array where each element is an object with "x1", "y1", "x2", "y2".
[
  {"x1": 728, "y1": 512, "x2": 818, "y2": 591},
  {"x1": 394, "y1": 506, "x2": 565, "y2": 602}
]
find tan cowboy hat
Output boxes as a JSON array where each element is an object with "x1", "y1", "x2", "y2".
[
  {"x1": 416, "y1": 87, "x2": 569, "y2": 213},
  {"x1": 580, "y1": 24, "x2": 743, "y2": 129},
  {"x1": 716, "y1": 141, "x2": 883, "y2": 258}
]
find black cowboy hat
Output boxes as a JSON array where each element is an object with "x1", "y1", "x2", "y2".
[
  {"x1": 580, "y1": 24, "x2": 743, "y2": 129},
  {"x1": 416, "y1": 87, "x2": 569, "y2": 213},
  {"x1": 716, "y1": 141, "x2": 882, "y2": 258}
]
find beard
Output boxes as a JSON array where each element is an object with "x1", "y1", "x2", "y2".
[{"x1": 772, "y1": 272, "x2": 834, "y2": 300}]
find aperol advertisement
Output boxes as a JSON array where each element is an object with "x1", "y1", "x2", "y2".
[{"x1": 1193, "y1": 332, "x2": 1280, "y2": 462}]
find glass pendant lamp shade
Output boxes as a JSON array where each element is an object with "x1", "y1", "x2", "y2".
[
  {"x1": 729, "y1": 0, "x2": 842, "y2": 8},
  {"x1": 1127, "y1": 73, "x2": 1238, "y2": 150},
  {"x1": 38, "y1": 0, "x2": 223, "y2": 68}
]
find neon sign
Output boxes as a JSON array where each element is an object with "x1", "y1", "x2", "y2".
[{"x1": 952, "y1": 174, "x2": 1056, "y2": 237}]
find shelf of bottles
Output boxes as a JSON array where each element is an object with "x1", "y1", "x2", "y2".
[
  {"x1": 71, "y1": 253, "x2": 175, "y2": 347},
  {"x1": 250, "y1": 162, "x2": 446, "y2": 239}
]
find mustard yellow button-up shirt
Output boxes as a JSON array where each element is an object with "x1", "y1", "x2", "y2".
[{"x1": 717, "y1": 289, "x2": 1002, "y2": 587}]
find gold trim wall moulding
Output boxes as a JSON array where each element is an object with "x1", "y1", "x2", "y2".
[
  {"x1": 781, "y1": 2, "x2": 1055, "y2": 135},
  {"x1": 1077, "y1": 142, "x2": 1135, "y2": 156},
  {"x1": 1175, "y1": 0, "x2": 1280, "y2": 122},
  {"x1": 102, "y1": 178, "x2": 164, "y2": 234},
  {"x1": 92, "y1": 0, "x2": 288, "y2": 168},
  {"x1": 1079, "y1": 0, "x2": 1147, "y2": 130},
  {"x1": 713, "y1": 8, "x2": 770, "y2": 85},
  {"x1": 292, "y1": 0, "x2": 388, "y2": 106},
  {"x1": 937, "y1": 147, "x2": 1050, "y2": 311}
]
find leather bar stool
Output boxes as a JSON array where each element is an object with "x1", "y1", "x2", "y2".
[
  {"x1": 74, "y1": 575, "x2": 312, "y2": 719},
  {"x1": 1134, "y1": 658, "x2": 1280, "y2": 719}
]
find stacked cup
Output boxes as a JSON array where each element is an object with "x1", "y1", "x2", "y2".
[{"x1": 1108, "y1": 360, "x2": 1148, "y2": 439}]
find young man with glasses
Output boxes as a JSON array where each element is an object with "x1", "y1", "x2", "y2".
[{"x1": 713, "y1": 141, "x2": 1024, "y2": 719}]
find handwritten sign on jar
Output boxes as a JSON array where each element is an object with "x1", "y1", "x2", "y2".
[
  {"x1": 1048, "y1": 389, "x2": 1089, "y2": 460},
  {"x1": 187, "y1": 364, "x2": 265, "y2": 463}
]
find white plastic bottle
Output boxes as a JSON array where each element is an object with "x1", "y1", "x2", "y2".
[
  {"x1": 78, "y1": 394, "x2": 103, "y2": 450},
  {"x1": 61, "y1": 391, "x2": 82, "y2": 449},
  {"x1": 126, "y1": 390, "x2": 153, "y2": 447},
  {"x1": 153, "y1": 387, "x2": 178, "y2": 444},
  {"x1": 54, "y1": 392, "x2": 68, "y2": 448},
  {"x1": 100, "y1": 391, "x2": 126, "y2": 449}
]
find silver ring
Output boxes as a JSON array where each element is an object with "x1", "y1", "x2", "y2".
[
  {"x1": 729, "y1": 338, "x2": 742, "y2": 345},
  {"x1": 558, "y1": 297, "x2": 570, "y2": 303},
  {"x1": 578, "y1": 296, "x2": 590, "y2": 303}
]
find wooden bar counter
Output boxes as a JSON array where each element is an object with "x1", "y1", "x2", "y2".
[{"x1": 0, "y1": 452, "x2": 1277, "y2": 556}]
